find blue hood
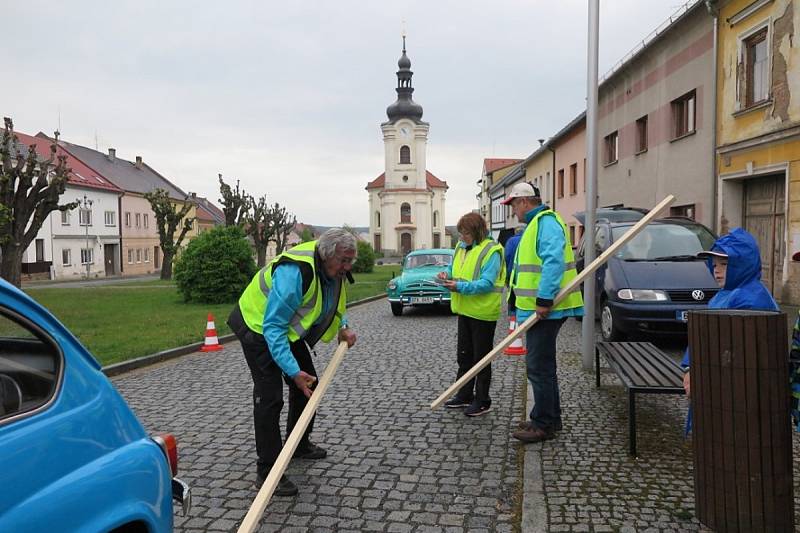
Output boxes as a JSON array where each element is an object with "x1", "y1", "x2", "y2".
[{"x1": 703, "y1": 227, "x2": 778, "y2": 311}]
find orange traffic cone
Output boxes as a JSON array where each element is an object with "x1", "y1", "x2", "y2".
[
  {"x1": 504, "y1": 313, "x2": 526, "y2": 356},
  {"x1": 200, "y1": 313, "x2": 224, "y2": 352}
]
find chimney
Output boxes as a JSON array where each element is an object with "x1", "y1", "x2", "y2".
[
  {"x1": 107, "y1": 148, "x2": 116, "y2": 162},
  {"x1": 135, "y1": 155, "x2": 143, "y2": 169},
  {"x1": 538, "y1": 139, "x2": 545, "y2": 147}
]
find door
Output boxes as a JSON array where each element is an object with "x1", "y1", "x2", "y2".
[
  {"x1": 433, "y1": 233, "x2": 441, "y2": 248},
  {"x1": 743, "y1": 174, "x2": 785, "y2": 295},
  {"x1": 400, "y1": 233, "x2": 412, "y2": 255},
  {"x1": 153, "y1": 246, "x2": 160, "y2": 269},
  {"x1": 104, "y1": 244, "x2": 116, "y2": 275},
  {"x1": 374, "y1": 234, "x2": 381, "y2": 253}
]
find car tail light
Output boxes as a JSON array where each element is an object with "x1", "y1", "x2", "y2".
[{"x1": 154, "y1": 433, "x2": 179, "y2": 477}]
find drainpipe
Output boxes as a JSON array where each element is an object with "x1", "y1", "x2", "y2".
[{"x1": 706, "y1": 0, "x2": 719, "y2": 231}]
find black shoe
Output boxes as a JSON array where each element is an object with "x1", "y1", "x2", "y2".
[
  {"x1": 464, "y1": 402, "x2": 492, "y2": 417},
  {"x1": 253, "y1": 474, "x2": 299, "y2": 496},
  {"x1": 293, "y1": 442, "x2": 327, "y2": 460},
  {"x1": 444, "y1": 397, "x2": 473, "y2": 409}
]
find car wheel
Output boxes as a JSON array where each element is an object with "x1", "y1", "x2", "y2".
[
  {"x1": 391, "y1": 302, "x2": 403, "y2": 316},
  {"x1": 600, "y1": 301, "x2": 625, "y2": 342}
]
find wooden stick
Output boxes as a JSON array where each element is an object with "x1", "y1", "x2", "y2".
[
  {"x1": 430, "y1": 195, "x2": 676, "y2": 409},
  {"x1": 237, "y1": 341, "x2": 349, "y2": 533}
]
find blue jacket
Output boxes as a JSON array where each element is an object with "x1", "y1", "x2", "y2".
[
  {"x1": 504, "y1": 234, "x2": 521, "y2": 275},
  {"x1": 681, "y1": 227, "x2": 778, "y2": 367}
]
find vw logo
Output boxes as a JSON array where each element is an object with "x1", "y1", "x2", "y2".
[{"x1": 691, "y1": 290, "x2": 705, "y2": 301}]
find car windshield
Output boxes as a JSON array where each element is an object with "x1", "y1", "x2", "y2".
[
  {"x1": 404, "y1": 254, "x2": 452, "y2": 269},
  {"x1": 611, "y1": 223, "x2": 716, "y2": 261}
]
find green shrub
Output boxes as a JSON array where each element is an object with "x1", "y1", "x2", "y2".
[
  {"x1": 174, "y1": 225, "x2": 257, "y2": 304},
  {"x1": 352, "y1": 240, "x2": 375, "y2": 273}
]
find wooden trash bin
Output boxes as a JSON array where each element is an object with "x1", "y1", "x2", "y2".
[{"x1": 688, "y1": 309, "x2": 793, "y2": 532}]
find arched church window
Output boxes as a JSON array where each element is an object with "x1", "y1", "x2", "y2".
[
  {"x1": 375, "y1": 211, "x2": 381, "y2": 228},
  {"x1": 400, "y1": 145, "x2": 411, "y2": 164},
  {"x1": 400, "y1": 203, "x2": 411, "y2": 224},
  {"x1": 433, "y1": 211, "x2": 439, "y2": 228}
]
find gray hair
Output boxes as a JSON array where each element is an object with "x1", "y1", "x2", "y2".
[{"x1": 317, "y1": 228, "x2": 358, "y2": 260}]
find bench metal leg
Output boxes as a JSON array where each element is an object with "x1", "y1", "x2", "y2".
[
  {"x1": 628, "y1": 391, "x2": 637, "y2": 457},
  {"x1": 595, "y1": 347, "x2": 600, "y2": 388}
]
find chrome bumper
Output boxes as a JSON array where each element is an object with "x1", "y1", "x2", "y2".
[{"x1": 172, "y1": 477, "x2": 191, "y2": 516}]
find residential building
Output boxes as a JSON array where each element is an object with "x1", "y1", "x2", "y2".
[
  {"x1": 477, "y1": 158, "x2": 521, "y2": 232},
  {"x1": 550, "y1": 112, "x2": 588, "y2": 246},
  {"x1": 715, "y1": 0, "x2": 800, "y2": 303},
  {"x1": 191, "y1": 195, "x2": 225, "y2": 233},
  {"x1": 597, "y1": 0, "x2": 715, "y2": 228},
  {"x1": 366, "y1": 40, "x2": 448, "y2": 255},
  {"x1": 51, "y1": 139, "x2": 197, "y2": 276},
  {"x1": 15, "y1": 131, "x2": 123, "y2": 280}
]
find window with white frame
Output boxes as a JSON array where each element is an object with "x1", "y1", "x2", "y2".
[
  {"x1": 79, "y1": 208, "x2": 92, "y2": 226},
  {"x1": 61, "y1": 210, "x2": 70, "y2": 225},
  {"x1": 671, "y1": 90, "x2": 696, "y2": 138},
  {"x1": 125, "y1": 212, "x2": 131, "y2": 227},
  {"x1": 104, "y1": 210, "x2": 115, "y2": 226},
  {"x1": 742, "y1": 26, "x2": 769, "y2": 107},
  {"x1": 127, "y1": 249, "x2": 134, "y2": 264},
  {"x1": 144, "y1": 248, "x2": 150, "y2": 263},
  {"x1": 136, "y1": 249, "x2": 141, "y2": 263},
  {"x1": 604, "y1": 131, "x2": 619, "y2": 165},
  {"x1": 135, "y1": 213, "x2": 141, "y2": 228},
  {"x1": 80, "y1": 248, "x2": 93, "y2": 265},
  {"x1": 62, "y1": 249, "x2": 71, "y2": 266},
  {"x1": 143, "y1": 213, "x2": 149, "y2": 228}
]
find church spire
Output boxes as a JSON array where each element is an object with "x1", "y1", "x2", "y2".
[{"x1": 386, "y1": 37, "x2": 423, "y2": 123}]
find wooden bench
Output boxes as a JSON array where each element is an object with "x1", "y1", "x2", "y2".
[{"x1": 595, "y1": 341, "x2": 685, "y2": 456}]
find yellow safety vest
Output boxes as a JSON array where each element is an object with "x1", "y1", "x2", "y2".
[
  {"x1": 450, "y1": 238, "x2": 506, "y2": 321},
  {"x1": 510, "y1": 209, "x2": 583, "y2": 312},
  {"x1": 238, "y1": 240, "x2": 346, "y2": 343}
]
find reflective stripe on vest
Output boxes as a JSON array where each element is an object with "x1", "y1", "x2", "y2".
[
  {"x1": 510, "y1": 209, "x2": 584, "y2": 312},
  {"x1": 450, "y1": 238, "x2": 506, "y2": 322}
]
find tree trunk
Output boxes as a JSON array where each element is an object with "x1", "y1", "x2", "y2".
[
  {"x1": 161, "y1": 250, "x2": 175, "y2": 280},
  {"x1": 257, "y1": 246, "x2": 266, "y2": 267},
  {"x1": 0, "y1": 242, "x2": 23, "y2": 288}
]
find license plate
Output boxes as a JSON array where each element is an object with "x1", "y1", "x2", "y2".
[
  {"x1": 676, "y1": 310, "x2": 688, "y2": 322},
  {"x1": 411, "y1": 296, "x2": 435, "y2": 304}
]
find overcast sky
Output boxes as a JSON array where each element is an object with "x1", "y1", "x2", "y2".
[{"x1": 4, "y1": 1, "x2": 694, "y2": 226}]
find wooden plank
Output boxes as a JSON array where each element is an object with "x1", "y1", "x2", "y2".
[
  {"x1": 756, "y1": 316, "x2": 775, "y2": 525},
  {"x1": 717, "y1": 314, "x2": 737, "y2": 529},
  {"x1": 707, "y1": 312, "x2": 725, "y2": 528},
  {"x1": 689, "y1": 313, "x2": 709, "y2": 525},
  {"x1": 430, "y1": 195, "x2": 676, "y2": 409},
  {"x1": 731, "y1": 315, "x2": 752, "y2": 531},
  {"x1": 743, "y1": 315, "x2": 763, "y2": 530},
  {"x1": 237, "y1": 341, "x2": 349, "y2": 533}
]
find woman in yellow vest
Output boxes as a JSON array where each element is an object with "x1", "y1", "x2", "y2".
[{"x1": 437, "y1": 213, "x2": 506, "y2": 416}]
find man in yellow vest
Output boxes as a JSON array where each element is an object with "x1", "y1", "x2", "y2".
[
  {"x1": 501, "y1": 182, "x2": 583, "y2": 443},
  {"x1": 227, "y1": 228, "x2": 358, "y2": 496}
]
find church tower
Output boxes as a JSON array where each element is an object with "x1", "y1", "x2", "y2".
[{"x1": 366, "y1": 38, "x2": 448, "y2": 256}]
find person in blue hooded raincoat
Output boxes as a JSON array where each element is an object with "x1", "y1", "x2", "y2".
[{"x1": 681, "y1": 227, "x2": 778, "y2": 399}]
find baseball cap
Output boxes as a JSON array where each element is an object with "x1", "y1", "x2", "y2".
[
  {"x1": 501, "y1": 182, "x2": 541, "y2": 205},
  {"x1": 697, "y1": 250, "x2": 728, "y2": 259}
]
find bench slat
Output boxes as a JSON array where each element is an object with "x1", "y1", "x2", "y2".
[{"x1": 597, "y1": 342, "x2": 683, "y2": 390}]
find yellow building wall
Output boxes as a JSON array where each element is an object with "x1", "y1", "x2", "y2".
[
  {"x1": 717, "y1": 0, "x2": 800, "y2": 146},
  {"x1": 523, "y1": 151, "x2": 554, "y2": 205},
  {"x1": 490, "y1": 165, "x2": 517, "y2": 186}
]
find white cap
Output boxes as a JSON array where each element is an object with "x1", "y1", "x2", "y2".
[
  {"x1": 697, "y1": 250, "x2": 728, "y2": 259},
  {"x1": 501, "y1": 182, "x2": 540, "y2": 205}
]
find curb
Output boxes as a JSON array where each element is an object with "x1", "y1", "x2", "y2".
[{"x1": 102, "y1": 294, "x2": 387, "y2": 377}]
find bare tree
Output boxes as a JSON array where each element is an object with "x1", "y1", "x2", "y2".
[
  {"x1": 270, "y1": 203, "x2": 297, "y2": 255},
  {"x1": 0, "y1": 119, "x2": 78, "y2": 287},
  {"x1": 218, "y1": 174, "x2": 250, "y2": 226},
  {"x1": 143, "y1": 188, "x2": 195, "y2": 280},
  {"x1": 244, "y1": 194, "x2": 278, "y2": 267}
]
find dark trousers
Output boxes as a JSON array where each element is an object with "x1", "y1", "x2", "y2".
[
  {"x1": 525, "y1": 318, "x2": 566, "y2": 432},
  {"x1": 455, "y1": 315, "x2": 497, "y2": 406},
  {"x1": 228, "y1": 306, "x2": 317, "y2": 478}
]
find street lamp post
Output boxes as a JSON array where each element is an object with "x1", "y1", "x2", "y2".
[{"x1": 77, "y1": 194, "x2": 93, "y2": 279}]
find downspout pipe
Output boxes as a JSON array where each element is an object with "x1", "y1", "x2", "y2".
[
  {"x1": 706, "y1": 0, "x2": 719, "y2": 231},
  {"x1": 547, "y1": 144, "x2": 556, "y2": 210}
]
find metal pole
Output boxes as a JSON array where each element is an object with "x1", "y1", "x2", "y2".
[
  {"x1": 581, "y1": 0, "x2": 599, "y2": 371},
  {"x1": 78, "y1": 194, "x2": 93, "y2": 280}
]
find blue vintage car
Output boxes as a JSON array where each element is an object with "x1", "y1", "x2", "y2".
[
  {"x1": 386, "y1": 248, "x2": 454, "y2": 316},
  {"x1": 0, "y1": 278, "x2": 189, "y2": 532}
]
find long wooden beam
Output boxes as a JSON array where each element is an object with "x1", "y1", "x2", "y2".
[
  {"x1": 238, "y1": 341, "x2": 350, "y2": 533},
  {"x1": 430, "y1": 195, "x2": 676, "y2": 409}
]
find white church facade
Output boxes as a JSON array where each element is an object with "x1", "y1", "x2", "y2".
[{"x1": 366, "y1": 40, "x2": 447, "y2": 256}]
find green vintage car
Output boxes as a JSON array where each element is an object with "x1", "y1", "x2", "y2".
[{"x1": 386, "y1": 248, "x2": 454, "y2": 316}]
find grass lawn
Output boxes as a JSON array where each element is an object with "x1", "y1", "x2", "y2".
[{"x1": 23, "y1": 264, "x2": 396, "y2": 366}]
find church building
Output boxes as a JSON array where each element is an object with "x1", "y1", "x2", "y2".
[{"x1": 366, "y1": 39, "x2": 448, "y2": 256}]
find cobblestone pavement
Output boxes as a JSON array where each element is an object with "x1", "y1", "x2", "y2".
[
  {"x1": 113, "y1": 300, "x2": 800, "y2": 532},
  {"x1": 113, "y1": 299, "x2": 528, "y2": 532}
]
